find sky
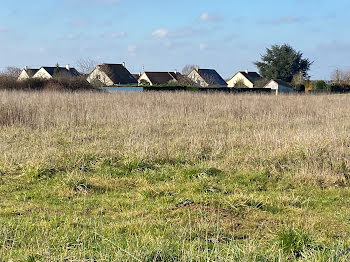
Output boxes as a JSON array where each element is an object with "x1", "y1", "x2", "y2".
[{"x1": 0, "y1": 0, "x2": 349, "y2": 79}]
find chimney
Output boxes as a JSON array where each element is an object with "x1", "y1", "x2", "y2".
[
  {"x1": 66, "y1": 64, "x2": 70, "y2": 70},
  {"x1": 122, "y1": 62, "x2": 126, "y2": 68},
  {"x1": 174, "y1": 69, "x2": 177, "y2": 74},
  {"x1": 139, "y1": 72, "x2": 141, "y2": 76},
  {"x1": 245, "y1": 69, "x2": 249, "y2": 74},
  {"x1": 195, "y1": 66, "x2": 199, "y2": 71},
  {"x1": 24, "y1": 66, "x2": 28, "y2": 70}
]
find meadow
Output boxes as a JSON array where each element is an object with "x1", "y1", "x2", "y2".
[{"x1": 0, "y1": 90, "x2": 349, "y2": 261}]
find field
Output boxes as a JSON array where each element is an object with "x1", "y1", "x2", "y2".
[{"x1": 0, "y1": 90, "x2": 349, "y2": 261}]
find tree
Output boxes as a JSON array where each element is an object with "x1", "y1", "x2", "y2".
[
  {"x1": 76, "y1": 58, "x2": 98, "y2": 75},
  {"x1": 315, "y1": 80, "x2": 327, "y2": 90},
  {"x1": 1, "y1": 67, "x2": 22, "y2": 77},
  {"x1": 182, "y1": 64, "x2": 199, "y2": 75},
  {"x1": 254, "y1": 44, "x2": 312, "y2": 82},
  {"x1": 53, "y1": 63, "x2": 60, "y2": 77},
  {"x1": 331, "y1": 68, "x2": 350, "y2": 85}
]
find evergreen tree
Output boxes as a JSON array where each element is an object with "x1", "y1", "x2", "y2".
[
  {"x1": 254, "y1": 44, "x2": 312, "y2": 82},
  {"x1": 53, "y1": 63, "x2": 60, "y2": 77}
]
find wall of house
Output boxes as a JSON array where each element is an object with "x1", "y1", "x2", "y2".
[
  {"x1": 264, "y1": 81, "x2": 293, "y2": 95},
  {"x1": 33, "y1": 69, "x2": 52, "y2": 79},
  {"x1": 187, "y1": 70, "x2": 208, "y2": 87},
  {"x1": 17, "y1": 70, "x2": 29, "y2": 81},
  {"x1": 227, "y1": 72, "x2": 253, "y2": 88},
  {"x1": 138, "y1": 73, "x2": 153, "y2": 86},
  {"x1": 87, "y1": 67, "x2": 113, "y2": 86}
]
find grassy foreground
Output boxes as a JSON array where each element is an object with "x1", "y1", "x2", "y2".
[{"x1": 0, "y1": 91, "x2": 349, "y2": 261}]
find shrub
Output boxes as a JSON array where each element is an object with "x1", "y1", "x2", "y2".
[
  {"x1": 0, "y1": 76, "x2": 97, "y2": 91},
  {"x1": 315, "y1": 80, "x2": 328, "y2": 90},
  {"x1": 329, "y1": 83, "x2": 343, "y2": 93},
  {"x1": 139, "y1": 79, "x2": 150, "y2": 86},
  {"x1": 294, "y1": 84, "x2": 305, "y2": 92}
]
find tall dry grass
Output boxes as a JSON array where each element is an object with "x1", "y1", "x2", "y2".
[{"x1": 1, "y1": 90, "x2": 350, "y2": 185}]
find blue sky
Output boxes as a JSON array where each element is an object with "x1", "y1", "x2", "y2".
[{"x1": 0, "y1": 0, "x2": 349, "y2": 79}]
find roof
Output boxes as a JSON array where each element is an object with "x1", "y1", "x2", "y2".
[
  {"x1": 143, "y1": 72, "x2": 178, "y2": 85},
  {"x1": 234, "y1": 71, "x2": 262, "y2": 84},
  {"x1": 24, "y1": 68, "x2": 39, "y2": 77},
  {"x1": 132, "y1": 74, "x2": 141, "y2": 81},
  {"x1": 98, "y1": 64, "x2": 137, "y2": 84},
  {"x1": 41, "y1": 67, "x2": 80, "y2": 77},
  {"x1": 196, "y1": 69, "x2": 227, "y2": 86},
  {"x1": 264, "y1": 79, "x2": 293, "y2": 88}
]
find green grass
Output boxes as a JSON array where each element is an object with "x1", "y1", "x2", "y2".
[
  {"x1": 1, "y1": 156, "x2": 349, "y2": 261},
  {"x1": 1, "y1": 91, "x2": 350, "y2": 261}
]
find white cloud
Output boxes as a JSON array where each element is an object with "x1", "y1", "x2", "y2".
[
  {"x1": 127, "y1": 45, "x2": 137, "y2": 53},
  {"x1": 199, "y1": 43, "x2": 208, "y2": 50},
  {"x1": 151, "y1": 27, "x2": 214, "y2": 40},
  {"x1": 0, "y1": 26, "x2": 8, "y2": 32},
  {"x1": 111, "y1": 32, "x2": 127, "y2": 38},
  {"x1": 151, "y1": 29, "x2": 169, "y2": 38},
  {"x1": 198, "y1": 12, "x2": 221, "y2": 22},
  {"x1": 68, "y1": 0, "x2": 121, "y2": 4},
  {"x1": 258, "y1": 16, "x2": 307, "y2": 25}
]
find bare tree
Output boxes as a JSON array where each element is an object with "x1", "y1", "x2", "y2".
[
  {"x1": 76, "y1": 58, "x2": 98, "y2": 75},
  {"x1": 331, "y1": 68, "x2": 350, "y2": 85},
  {"x1": 182, "y1": 64, "x2": 199, "y2": 75},
  {"x1": 1, "y1": 67, "x2": 22, "y2": 77}
]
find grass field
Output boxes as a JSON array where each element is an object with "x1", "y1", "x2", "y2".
[{"x1": 0, "y1": 90, "x2": 349, "y2": 261}]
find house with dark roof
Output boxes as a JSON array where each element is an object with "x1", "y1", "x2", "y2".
[
  {"x1": 187, "y1": 67, "x2": 227, "y2": 88},
  {"x1": 227, "y1": 70, "x2": 263, "y2": 88},
  {"x1": 33, "y1": 65, "x2": 80, "y2": 79},
  {"x1": 17, "y1": 67, "x2": 40, "y2": 81},
  {"x1": 132, "y1": 73, "x2": 141, "y2": 82},
  {"x1": 263, "y1": 79, "x2": 294, "y2": 95},
  {"x1": 138, "y1": 71, "x2": 195, "y2": 86},
  {"x1": 87, "y1": 63, "x2": 137, "y2": 86}
]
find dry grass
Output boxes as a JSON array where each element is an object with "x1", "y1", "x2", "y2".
[
  {"x1": 1, "y1": 91, "x2": 350, "y2": 185},
  {"x1": 0, "y1": 90, "x2": 350, "y2": 261}
]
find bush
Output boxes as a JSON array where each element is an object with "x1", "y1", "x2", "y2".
[
  {"x1": 0, "y1": 76, "x2": 97, "y2": 91},
  {"x1": 329, "y1": 83, "x2": 344, "y2": 93},
  {"x1": 315, "y1": 80, "x2": 328, "y2": 90},
  {"x1": 294, "y1": 84, "x2": 305, "y2": 93}
]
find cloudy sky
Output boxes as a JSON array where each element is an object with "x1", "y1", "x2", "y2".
[{"x1": 0, "y1": 0, "x2": 349, "y2": 79}]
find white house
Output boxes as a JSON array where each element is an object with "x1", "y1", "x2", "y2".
[
  {"x1": 138, "y1": 71, "x2": 195, "y2": 86},
  {"x1": 263, "y1": 79, "x2": 294, "y2": 95},
  {"x1": 33, "y1": 65, "x2": 80, "y2": 79},
  {"x1": 17, "y1": 67, "x2": 39, "y2": 81},
  {"x1": 187, "y1": 67, "x2": 227, "y2": 88},
  {"x1": 227, "y1": 70, "x2": 263, "y2": 88},
  {"x1": 87, "y1": 63, "x2": 137, "y2": 86}
]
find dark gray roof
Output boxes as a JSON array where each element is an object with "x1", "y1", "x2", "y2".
[
  {"x1": 238, "y1": 71, "x2": 262, "y2": 84},
  {"x1": 25, "y1": 68, "x2": 39, "y2": 77},
  {"x1": 42, "y1": 67, "x2": 80, "y2": 77},
  {"x1": 143, "y1": 72, "x2": 177, "y2": 85},
  {"x1": 197, "y1": 69, "x2": 227, "y2": 86},
  {"x1": 132, "y1": 74, "x2": 141, "y2": 81},
  {"x1": 143, "y1": 72, "x2": 196, "y2": 86},
  {"x1": 99, "y1": 64, "x2": 137, "y2": 85},
  {"x1": 270, "y1": 79, "x2": 293, "y2": 88}
]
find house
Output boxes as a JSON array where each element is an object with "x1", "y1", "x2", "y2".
[
  {"x1": 187, "y1": 67, "x2": 227, "y2": 88},
  {"x1": 17, "y1": 66, "x2": 39, "y2": 81},
  {"x1": 132, "y1": 73, "x2": 141, "y2": 82},
  {"x1": 33, "y1": 65, "x2": 80, "y2": 79},
  {"x1": 87, "y1": 63, "x2": 137, "y2": 86},
  {"x1": 138, "y1": 71, "x2": 194, "y2": 86},
  {"x1": 263, "y1": 79, "x2": 294, "y2": 95},
  {"x1": 227, "y1": 70, "x2": 263, "y2": 88}
]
